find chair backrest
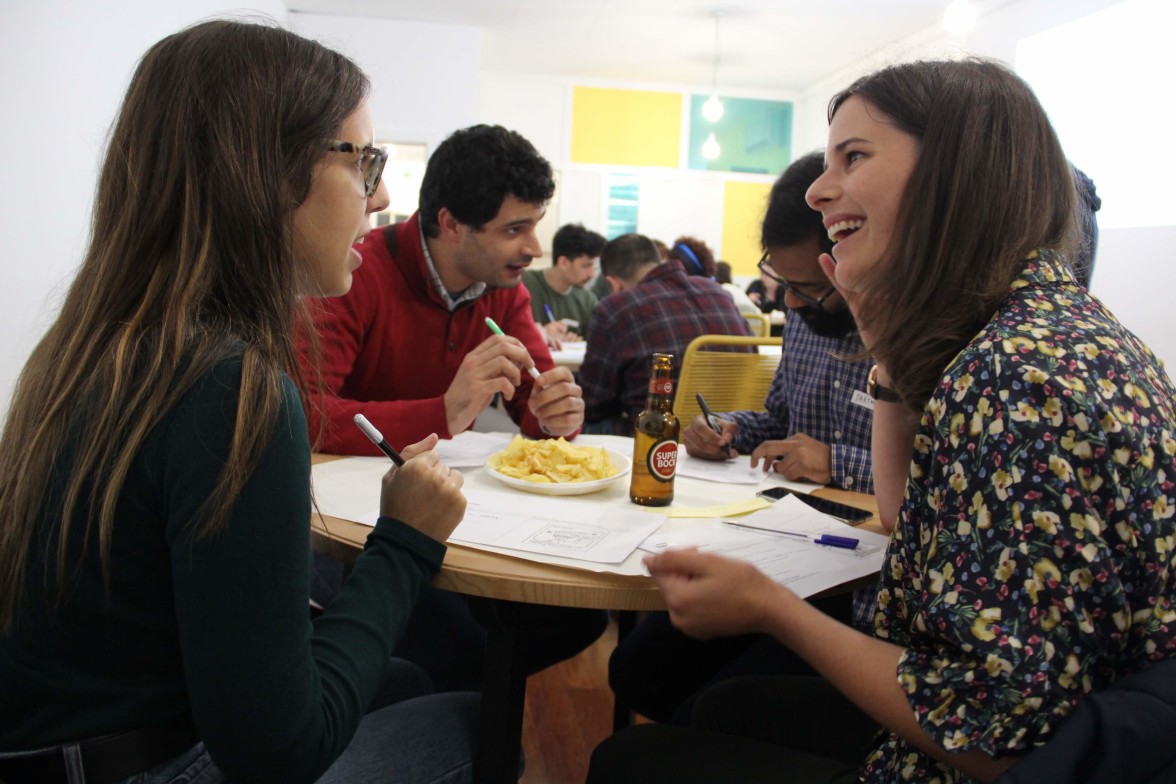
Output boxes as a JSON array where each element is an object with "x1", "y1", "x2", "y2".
[
  {"x1": 741, "y1": 311, "x2": 771, "y2": 337},
  {"x1": 673, "y1": 334, "x2": 782, "y2": 425}
]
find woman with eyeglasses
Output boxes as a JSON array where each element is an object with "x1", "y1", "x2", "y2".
[
  {"x1": 588, "y1": 58, "x2": 1175, "y2": 784},
  {"x1": 0, "y1": 20, "x2": 477, "y2": 784}
]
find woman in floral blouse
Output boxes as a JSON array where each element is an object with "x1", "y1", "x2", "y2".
[{"x1": 588, "y1": 59, "x2": 1176, "y2": 784}]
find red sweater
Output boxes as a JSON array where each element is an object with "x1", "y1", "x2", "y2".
[{"x1": 304, "y1": 214, "x2": 555, "y2": 455}]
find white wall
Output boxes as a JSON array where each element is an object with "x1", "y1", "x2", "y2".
[
  {"x1": 790, "y1": 0, "x2": 1174, "y2": 371},
  {"x1": 289, "y1": 13, "x2": 480, "y2": 153},
  {"x1": 0, "y1": 0, "x2": 286, "y2": 418}
]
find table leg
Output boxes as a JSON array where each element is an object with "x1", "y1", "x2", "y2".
[{"x1": 474, "y1": 599, "x2": 527, "y2": 784}]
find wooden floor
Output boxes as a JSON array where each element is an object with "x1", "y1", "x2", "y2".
[{"x1": 518, "y1": 617, "x2": 638, "y2": 784}]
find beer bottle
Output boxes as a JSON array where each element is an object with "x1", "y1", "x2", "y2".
[{"x1": 630, "y1": 353, "x2": 680, "y2": 506}]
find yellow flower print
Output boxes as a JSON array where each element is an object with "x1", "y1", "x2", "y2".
[
  {"x1": 1069, "y1": 513, "x2": 1102, "y2": 537},
  {"x1": 1073, "y1": 412, "x2": 1090, "y2": 432},
  {"x1": 1095, "y1": 335, "x2": 1118, "y2": 348},
  {"x1": 1033, "y1": 558, "x2": 1062, "y2": 583},
  {"x1": 927, "y1": 397, "x2": 946, "y2": 424},
  {"x1": 1011, "y1": 400, "x2": 1041, "y2": 423},
  {"x1": 1071, "y1": 566, "x2": 1095, "y2": 589},
  {"x1": 1124, "y1": 382, "x2": 1153, "y2": 409},
  {"x1": 1140, "y1": 447, "x2": 1155, "y2": 469},
  {"x1": 1042, "y1": 397, "x2": 1063, "y2": 426},
  {"x1": 971, "y1": 607, "x2": 1002, "y2": 641},
  {"x1": 1036, "y1": 340, "x2": 1065, "y2": 358},
  {"x1": 952, "y1": 374, "x2": 974, "y2": 402},
  {"x1": 1075, "y1": 343, "x2": 1100, "y2": 360},
  {"x1": 1078, "y1": 470, "x2": 1104, "y2": 494},
  {"x1": 949, "y1": 413, "x2": 966, "y2": 447},
  {"x1": 995, "y1": 549, "x2": 1017, "y2": 582},
  {"x1": 1155, "y1": 495, "x2": 1175, "y2": 520},
  {"x1": 971, "y1": 492, "x2": 992, "y2": 529},
  {"x1": 1162, "y1": 431, "x2": 1175, "y2": 455},
  {"x1": 1058, "y1": 654, "x2": 1083, "y2": 689},
  {"x1": 949, "y1": 463, "x2": 968, "y2": 493},
  {"x1": 1003, "y1": 336, "x2": 1036, "y2": 354},
  {"x1": 1112, "y1": 447, "x2": 1132, "y2": 465},
  {"x1": 1100, "y1": 412, "x2": 1122, "y2": 433},
  {"x1": 1022, "y1": 366, "x2": 1048, "y2": 385},
  {"x1": 1115, "y1": 520, "x2": 1138, "y2": 545},
  {"x1": 1057, "y1": 375, "x2": 1086, "y2": 393},
  {"x1": 993, "y1": 468, "x2": 1022, "y2": 501},
  {"x1": 1060, "y1": 432, "x2": 1093, "y2": 459},
  {"x1": 1032, "y1": 510, "x2": 1060, "y2": 534},
  {"x1": 984, "y1": 653, "x2": 1014, "y2": 677},
  {"x1": 1049, "y1": 454, "x2": 1074, "y2": 482}
]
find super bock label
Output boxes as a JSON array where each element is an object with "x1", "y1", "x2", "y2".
[{"x1": 646, "y1": 438, "x2": 678, "y2": 482}]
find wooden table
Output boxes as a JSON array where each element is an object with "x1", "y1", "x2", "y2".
[{"x1": 311, "y1": 443, "x2": 879, "y2": 784}]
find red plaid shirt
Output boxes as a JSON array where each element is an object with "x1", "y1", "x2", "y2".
[{"x1": 580, "y1": 261, "x2": 750, "y2": 429}]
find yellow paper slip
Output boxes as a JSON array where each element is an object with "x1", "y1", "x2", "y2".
[{"x1": 644, "y1": 498, "x2": 772, "y2": 518}]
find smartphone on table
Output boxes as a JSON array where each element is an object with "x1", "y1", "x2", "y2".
[{"x1": 755, "y1": 486, "x2": 871, "y2": 524}]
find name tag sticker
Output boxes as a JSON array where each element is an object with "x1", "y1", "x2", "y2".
[{"x1": 850, "y1": 389, "x2": 875, "y2": 411}]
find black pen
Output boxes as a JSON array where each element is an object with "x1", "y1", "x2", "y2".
[
  {"x1": 353, "y1": 414, "x2": 404, "y2": 465},
  {"x1": 695, "y1": 393, "x2": 724, "y2": 436}
]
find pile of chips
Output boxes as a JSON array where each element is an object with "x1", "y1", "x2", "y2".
[{"x1": 488, "y1": 435, "x2": 617, "y2": 484}]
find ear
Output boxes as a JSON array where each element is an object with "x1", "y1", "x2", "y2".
[
  {"x1": 605, "y1": 275, "x2": 625, "y2": 294},
  {"x1": 437, "y1": 207, "x2": 463, "y2": 243},
  {"x1": 555, "y1": 255, "x2": 571, "y2": 268}
]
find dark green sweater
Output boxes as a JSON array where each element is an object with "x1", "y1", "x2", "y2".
[{"x1": 0, "y1": 360, "x2": 445, "y2": 782}]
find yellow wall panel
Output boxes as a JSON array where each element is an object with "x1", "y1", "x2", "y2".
[
  {"x1": 571, "y1": 86, "x2": 681, "y2": 167},
  {"x1": 722, "y1": 181, "x2": 772, "y2": 276}
]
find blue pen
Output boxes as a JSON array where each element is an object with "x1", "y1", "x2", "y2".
[
  {"x1": 543, "y1": 304, "x2": 556, "y2": 324},
  {"x1": 814, "y1": 534, "x2": 859, "y2": 550}
]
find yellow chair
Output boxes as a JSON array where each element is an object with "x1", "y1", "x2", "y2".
[
  {"x1": 673, "y1": 335, "x2": 782, "y2": 425},
  {"x1": 741, "y1": 311, "x2": 771, "y2": 337}
]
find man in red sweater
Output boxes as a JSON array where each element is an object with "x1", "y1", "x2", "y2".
[
  {"x1": 305, "y1": 124, "x2": 603, "y2": 694},
  {"x1": 307, "y1": 124, "x2": 584, "y2": 454}
]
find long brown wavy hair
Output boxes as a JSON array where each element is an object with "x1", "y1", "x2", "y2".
[
  {"x1": 831, "y1": 59, "x2": 1077, "y2": 407},
  {"x1": 0, "y1": 20, "x2": 369, "y2": 633}
]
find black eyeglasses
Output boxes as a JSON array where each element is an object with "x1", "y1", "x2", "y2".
[
  {"x1": 757, "y1": 252, "x2": 836, "y2": 309},
  {"x1": 326, "y1": 140, "x2": 388, "y2": 197}
]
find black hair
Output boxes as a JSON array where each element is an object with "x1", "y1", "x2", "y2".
[
  {"x1": 553, "y1": 223, "x2": 606, "y2": 261},
  {"x1": 762, "y1": 151, "x2": 833, "y2": 253},
  {"x1": 418, "y1": 124, "x2": 555, "y2": 238},
  {"x1": 600, "y1": 233, "x2": 660, "y2": 282}
]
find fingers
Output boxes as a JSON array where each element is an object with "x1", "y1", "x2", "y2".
[
  {"x1": 399, "y1": 433, "x2": 440, "y2": 460},
  {"x1": 682, "y1": 417, "x2": 733, "y2": 460}
]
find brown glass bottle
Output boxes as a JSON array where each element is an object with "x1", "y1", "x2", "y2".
[{"x1": 630, "y1": 353, "x2": 680, "y2": 506}]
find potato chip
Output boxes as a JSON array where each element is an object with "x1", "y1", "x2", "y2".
[{"x1": 487, "y1": 435, "x2": 617, "y2": 484}]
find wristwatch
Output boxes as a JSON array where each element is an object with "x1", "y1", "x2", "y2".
[{"x1": 867, "y1": 365, "x2": 901, "y2": 403}]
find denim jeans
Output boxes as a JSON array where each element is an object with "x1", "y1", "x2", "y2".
[{"x1": 106, "y1": 691, "x2": 479, "y2": 784}]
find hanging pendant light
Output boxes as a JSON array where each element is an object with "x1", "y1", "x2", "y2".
[{"x1": 701, "y1": 132, "x2": 721, "y2": 160}]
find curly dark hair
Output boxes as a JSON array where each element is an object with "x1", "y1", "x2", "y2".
[
  {"x1": 553, "y1": 223, "x2": 605, "y2": 261},
  {"x1": 762, "y1": 152, "x2": 833, "y2": 254},
  {"x1": 668, "y1": 236, "x2": 716, "y2": 277},
  {"x1": 419, "y1": 124, "x2": 555, "y2": 238}
]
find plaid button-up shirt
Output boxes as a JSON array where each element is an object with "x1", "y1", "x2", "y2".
[{"x1": 723, "y1": 313, "x2": 875, "y2": 493}]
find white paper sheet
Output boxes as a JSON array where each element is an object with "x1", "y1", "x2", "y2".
[
  {"x1": 719, "y1": 495, "x2": 888, "y2": 558},
  {"x1": 435, "y1": 431, "x2": 515, "y2": 467},
  {"x1": 674, "y1": 451, "x2": 766, "y2": 484},
  {"x1": 450, "y1": 488, "x2": 664, "y2": 564}
]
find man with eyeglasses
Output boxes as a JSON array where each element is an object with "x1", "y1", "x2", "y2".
[
  {"x1": 681, "y1": 151, "x2": 871, "y2": 493},
  {"x1": 608, "y1": 152, "x2": 877, "y2": 726}
]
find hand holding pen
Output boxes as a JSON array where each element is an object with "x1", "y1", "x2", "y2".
[
  {"x1": 681, "y1": 395, "x2": 738, "y2": 461},
  {"x1": 353, "y1": 414, "x2": 466, "y2": 543}
]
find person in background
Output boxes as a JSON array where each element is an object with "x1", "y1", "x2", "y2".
[
  {"x1": 0, "y1": 20, "x2": 478, "y2": 784},
  {"x1": 579, "y1": 233, "x2": 750, "y2": 435},
  {"x1": 1070, "y1": 164, "x2": 1101, "y2": 287},
  {"x1": 304, "y1": 123, "x2": 604, "y2": 695},
  {"x1": 667, "y1": 236, "x2": 717, "y2": 279},
  {"x1": 715, "y1": 260, "x2": 760, "y2": 314},
  {"x1": 608, "y1": 152, "x2": 876, "y2": 727},
  {"x1": 305, "y1": 123, "x2": 584, "y2": 457},
  {"x1": 589, "y1": 58, "x2": 1176, "y2": 784},
  {"x1": 522, "y1": 222, "x2": 605, "y2": 345},
  {"x1": 589, "y1": 236, "x2": 670, "y2": 301},
  {"x1": 746, "y1": 264, "x2": 788, "y2": 316}
]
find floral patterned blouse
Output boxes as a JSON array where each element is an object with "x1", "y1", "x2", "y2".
[{"x1": 862, "y1": 251, "x2": 1176, "y2": 782}]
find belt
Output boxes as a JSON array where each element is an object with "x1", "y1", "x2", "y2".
[{"x1": 0, "y1": 716, "x2": 199, "y2": 784}]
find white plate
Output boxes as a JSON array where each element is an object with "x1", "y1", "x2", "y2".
[{"x1": 484, "y1": 448, "x2": 632, "y2": 496}]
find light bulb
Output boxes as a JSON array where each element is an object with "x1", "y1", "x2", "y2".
[
  {"x1": 702, "y1": 94, "x2": 725, "y2": 123},
  {"x1": 943, "y1": 0, "x2": 977, "y2": 35},
  {"x1": 701, "y1": 132, "x2": 721, "y2": 160}
]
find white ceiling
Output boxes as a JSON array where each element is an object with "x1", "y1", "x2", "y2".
[{"x1": 285, "y1": 0, "x2": 976, "y2": 92}]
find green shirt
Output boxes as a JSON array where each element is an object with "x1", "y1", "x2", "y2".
[
  {"x1": 522, "y1": 268, "x2": 599, "y2": 337},
  {"x1": 0, "y1": 358, "x2": 445, "y2": 783}
]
